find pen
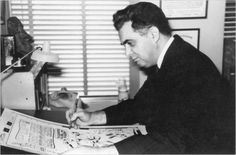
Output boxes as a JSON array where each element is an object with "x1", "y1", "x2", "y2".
[
  {"x1": 69, "y1": 92, "x2": 80, "y2": 128},
  {"x1": 74, "y1": 92, "x2": 80, "y2": 112}
]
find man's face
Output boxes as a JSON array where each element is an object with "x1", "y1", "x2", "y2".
[{"x1": 118, "y1": 21, "x2": 158, "y2": 68}]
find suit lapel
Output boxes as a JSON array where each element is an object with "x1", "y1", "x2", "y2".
[{"x1": 159, "y1": 35, "x2": 183, "y2": 71}]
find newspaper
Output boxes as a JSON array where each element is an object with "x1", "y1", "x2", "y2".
[{"x1": 0, "y1": 108, "x2": 147, "y2": 154}]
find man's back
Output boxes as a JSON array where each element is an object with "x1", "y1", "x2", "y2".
[{"x1": 151, "y1": 35, "x2": 234, "y2": 153}]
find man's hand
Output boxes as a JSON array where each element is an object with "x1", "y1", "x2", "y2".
[
  {"x1": 65, "y1": 109, "x2": 107, "y2": 128},
  {"x1": 65, "y1": 108, "x2": 92, "y2": 127}
]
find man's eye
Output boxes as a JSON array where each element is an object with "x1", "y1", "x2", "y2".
[{"x1": 127, "y1": 42, "x2": 134, "y2": 47}]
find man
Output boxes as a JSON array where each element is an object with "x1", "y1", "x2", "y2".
[{"x1": 65, "y1": 2, "x2": 234, "y2": 154}]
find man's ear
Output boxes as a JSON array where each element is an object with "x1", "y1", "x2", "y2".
[{"x1": 149, "y1": 26, "x2": 160, "y2": 43}]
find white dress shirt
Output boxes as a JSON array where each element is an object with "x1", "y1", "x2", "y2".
[{"x1": 157, "y1": 36, "x2": 174, "y2": 68}]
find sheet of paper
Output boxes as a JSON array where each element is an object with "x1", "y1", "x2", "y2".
[{"x1": 0, "y1": 109, "x2": 146, "y2": 154}]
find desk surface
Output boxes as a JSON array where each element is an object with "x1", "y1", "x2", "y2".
[{"x1": 1, "y1": 109, "x2": 68, "y2": 154}]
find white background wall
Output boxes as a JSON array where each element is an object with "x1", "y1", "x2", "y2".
[{"x1": 139, "y1": 0, "x2": 226, "y2": 87}]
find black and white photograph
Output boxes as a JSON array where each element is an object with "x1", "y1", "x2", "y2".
[
  {"x1": 161, "y1": 0, "x2": 208, "y2": 19},
  {"x1": 172, "y1": 29, "x2": 200, "y2": 49},
  {"x1": 1, "y1": 35, "x2": 15, "y2": 67},
  {"x1": 0, "y1": 0, "x2": 235, "y2": 154}
]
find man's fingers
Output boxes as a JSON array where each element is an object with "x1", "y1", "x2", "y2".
[
  {"x1": 70, "y1": 113, "x2": 81, "y2": 121},
  {"x1": 65, "y1": 109, "x2": 73, "y2": 123},
  {"x1": 65, "y1": 108, "x2": 92, "y2": 127}
]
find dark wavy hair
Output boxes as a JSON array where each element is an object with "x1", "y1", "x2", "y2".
[{"x1": 113, "y1": 2, "x2": 171, "y2": 36}]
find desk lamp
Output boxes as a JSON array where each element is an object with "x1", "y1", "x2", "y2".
[
  {"x1": 1, "y1": 41, "x2": 59, "y2": 73},
  {"x1": 1, "y1": 41, "x2": 59, "y2": 110}
]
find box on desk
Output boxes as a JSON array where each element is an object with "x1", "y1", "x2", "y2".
[
  {"x1": 1, "y1": 72, "x2": 36, "y2": 109},
  {"x1": 1, "y1": 62, "x2": 48, "y2": 110}
]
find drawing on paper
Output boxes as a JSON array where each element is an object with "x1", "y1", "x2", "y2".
[{"x1": 0, "y1": 109, "x2": 147, "y2": 154}]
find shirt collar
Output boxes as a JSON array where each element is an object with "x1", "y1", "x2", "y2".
[{"x1": 157, "y1": 36, "x2": 174, "y2": 68}]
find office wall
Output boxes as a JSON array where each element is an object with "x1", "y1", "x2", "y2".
[
  {"x1": 1, "y1": 0, "x2": 226, "y2": 97},
  {"x1": 139, "y1": 0, "x2": 226, "y2": 88},
  {"x1": 1, "y1": 0, "x2": 9, "y2": 35}
]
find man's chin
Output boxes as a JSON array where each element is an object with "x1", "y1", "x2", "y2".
[
  {"x1": 135, "y1": 61, "x2": 147, "y2": 68},
  {"x1": 131, "y1": 59, "x2": 151, "y2": 68},
  {"x1": 137, "y1": 63, "x2": 151, "y2": 68}
]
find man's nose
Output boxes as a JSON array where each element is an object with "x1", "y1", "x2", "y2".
[{"x1": 124, "y1": 44, "x2": 132, "y2": 56}]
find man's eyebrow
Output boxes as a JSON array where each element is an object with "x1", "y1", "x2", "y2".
[{"x1": 121, "y1": 40, "x2": 129, "y2": 45}]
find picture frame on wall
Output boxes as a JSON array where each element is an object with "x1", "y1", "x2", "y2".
[
  {"x1": 161, "y1": 0, "x2": 208, "y2": 19},
  {"x1": 172, "y1": 29, "x2": 200, "y2": 49},
  {"x1": 1, "y1": 1, "x2": 6, "y2": 25},
  {"x1": 140, "y1": 0, "x2": 161, "y2": 7},
  {"x1": 1, "y1": 35, "x2": 16, "y2": 69}
]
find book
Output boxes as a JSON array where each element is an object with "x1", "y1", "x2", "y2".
[{"x1": 0, "y1": 108, "x2": 147, "y2": 154}]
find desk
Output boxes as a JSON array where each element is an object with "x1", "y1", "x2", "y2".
[
  {"x1": 1, "y1": 109, "x2": 67, "y2": 154},
  {"x1": 1, "y1": 99, "x2": 118, "y2": 154}
]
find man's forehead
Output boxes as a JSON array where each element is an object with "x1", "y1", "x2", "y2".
[
  {"x1": 118, "y1": 21, "x2": 137, "y2": 42},
  {"x1": 119, "y1": 21, "x2": 133, "y2": 34}
]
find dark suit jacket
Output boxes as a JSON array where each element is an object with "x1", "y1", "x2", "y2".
[{"x1": 104, "y1": 35, "x2": 234, "y2": 154}]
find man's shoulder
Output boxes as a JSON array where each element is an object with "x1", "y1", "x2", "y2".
[{"x1": 166, "y1": 36, "x2": 201, "y2": 61}]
